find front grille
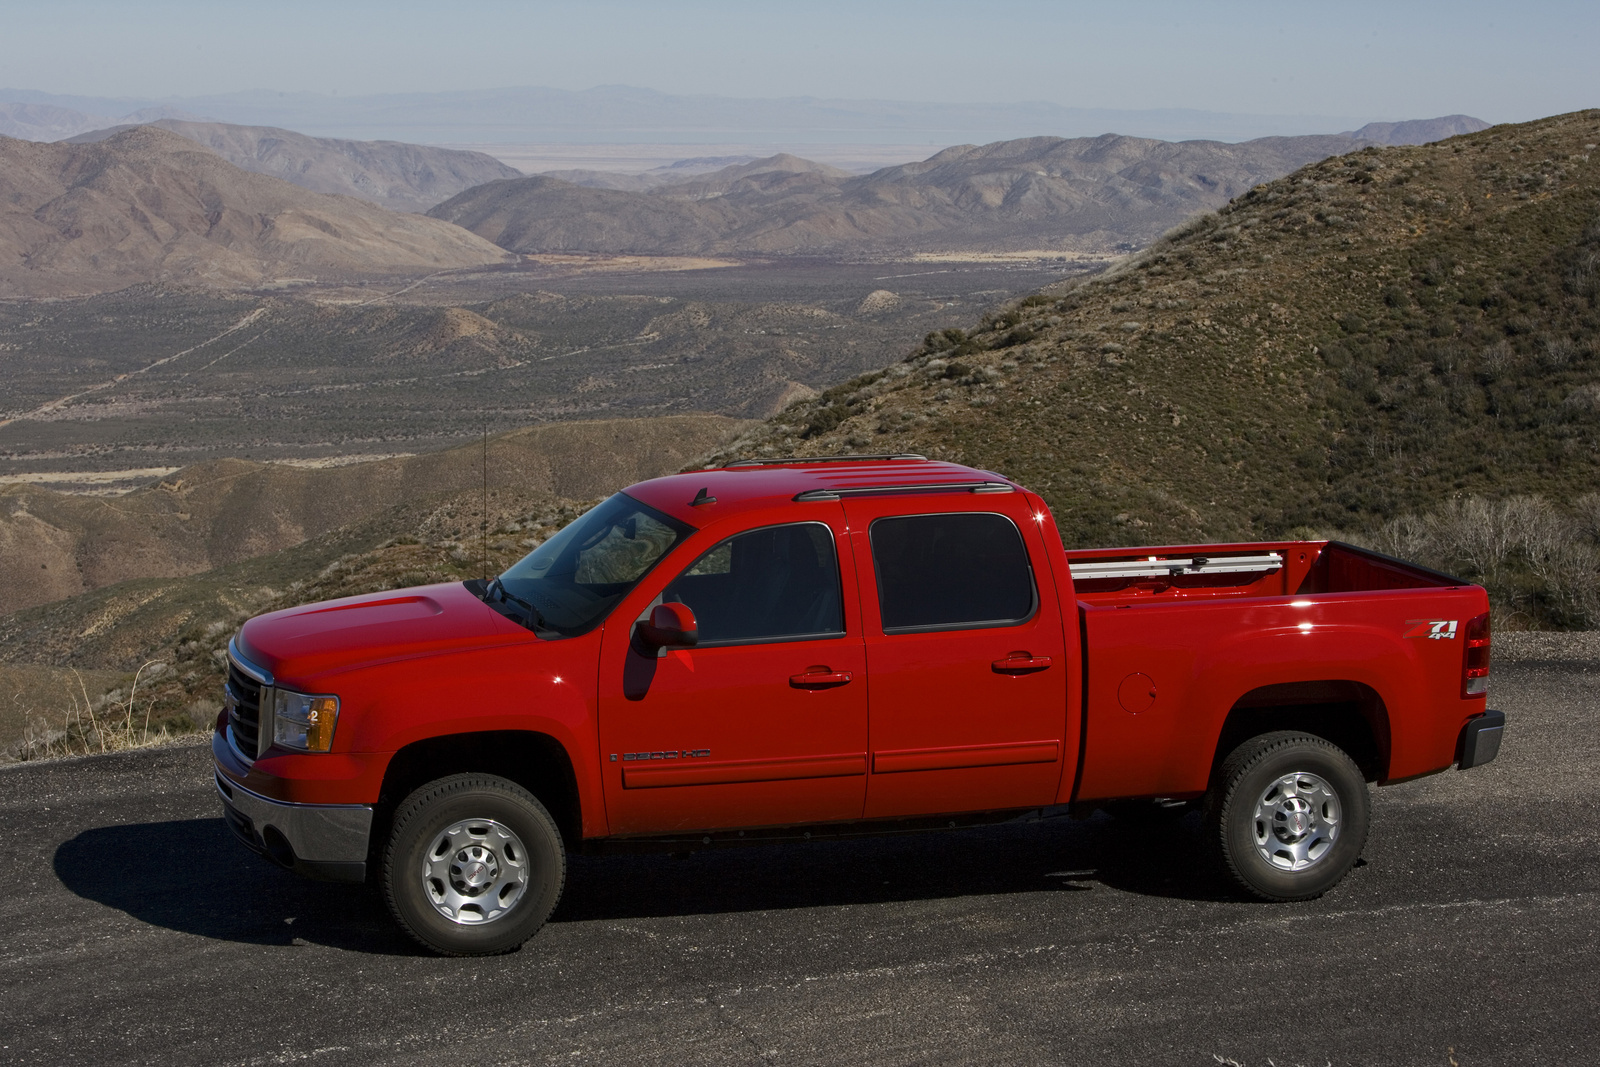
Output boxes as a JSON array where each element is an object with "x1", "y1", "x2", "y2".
[{"x1": 226, "y1": 659, "x2": 264, "y2": 757}]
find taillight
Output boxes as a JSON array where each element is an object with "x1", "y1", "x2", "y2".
[{"x1": 1463, "y1": 612, "x2": 1490, "y2": 697}]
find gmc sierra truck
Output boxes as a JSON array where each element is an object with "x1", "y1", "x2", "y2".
[{"x1": 213, "y1": 455, "x2": 1505, "y2": 956}]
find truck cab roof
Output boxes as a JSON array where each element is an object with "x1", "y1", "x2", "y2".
[{"x1": 627, "y1": 454, "x2": 1019, "y2": 525}]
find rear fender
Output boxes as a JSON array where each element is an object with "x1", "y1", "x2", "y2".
[{"x1": 1076, "y1": 611, "x2": 1418, "y2": 800}]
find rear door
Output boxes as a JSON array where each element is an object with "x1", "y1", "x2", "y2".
[
  {"x1": 844, "y1": 497, "x2": 1070, "y2": 819},
  {"x1": 597, "y1": 514, "x2": 869, "y2": 834}
]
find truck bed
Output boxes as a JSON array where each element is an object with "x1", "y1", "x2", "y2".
[
  {"x1": 1065, "y1": 540, "x2": 1482, "y2": 801},
  {"x1": 1065, "y1": 539, "x2": 1461, "y2": 607}
]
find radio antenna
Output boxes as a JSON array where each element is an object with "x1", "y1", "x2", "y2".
[{"x1": 481, "y1": 420, "x2": 489, "y2": 582}]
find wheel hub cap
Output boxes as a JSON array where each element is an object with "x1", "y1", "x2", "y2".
[
  {"x1": 1252, "y1": 772, "x2": 1342, "y2": 872},
  {"x1": 452, "y1": 847, "x2": 499, "y2": 893},
  {"x1": 1280, "y1": 799, "x2": 1311, "y2": 838},
  {"x1": 422, "y1": 819, "x2": 529, "y2": 925}
]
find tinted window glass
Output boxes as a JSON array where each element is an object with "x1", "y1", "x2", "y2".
[
  {"x1": 663, "y1": 523, "x2": 843, "y2": 645},
  {"x1": 496, "y1": 493, "x2": 691, "y2": 636},
  {"x1": 870, "y1": 513, "x2": 1035, "y2": 632}
]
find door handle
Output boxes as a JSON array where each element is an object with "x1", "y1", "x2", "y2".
[
  {"x1": 790, "y1": 668, "x2": 853, "y2": 689},
  {"x1": 992, "y1": 654, "x2": 1052, "y2": 674}
]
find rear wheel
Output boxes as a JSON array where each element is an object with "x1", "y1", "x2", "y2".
[
  {"x1": 1207, "y1": 732, "x2": 1370, "y2": 901},
  {"x1": 383, "y1": 774, "x2": 566, "y2": 956}
]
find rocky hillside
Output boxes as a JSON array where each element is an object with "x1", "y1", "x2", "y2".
[
  {"x1": 0, "y1": 126, "x2": 512, "y2": 297},
  {"x1": 66, "y1": 120, "x2": 525, "y2": 212},
  {"x1": 429, "y1": 120, "x2": 1487, "y2": 258},
  {"x1": 0, "y1": 415, "x2": 745, "y2": 618},
  {"x1": 708, "y1": 111, "x2": 1600, "y2": 562}
]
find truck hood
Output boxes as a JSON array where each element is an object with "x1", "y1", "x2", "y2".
[{"x1": 235, "y1": 581, "x2": 535, "y2": 684}]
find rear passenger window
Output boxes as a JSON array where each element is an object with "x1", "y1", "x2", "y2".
[
  {"x1": 870, "y1": 513, "x2": 1036, "y2": 632},
  {"x1": 662, "y1": 523, "x2": 844, "y2": 645}
]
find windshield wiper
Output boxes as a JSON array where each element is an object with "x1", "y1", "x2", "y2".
[{"x1": 485, "y1": 577, "x2": 553, "y2": 634}]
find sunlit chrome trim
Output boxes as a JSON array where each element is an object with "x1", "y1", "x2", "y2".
[
  {"x1": 225, "y1": 639, "x2": 275, "y2": 762},
  {"x1": 227, "y1": 638, "x2": 273, "y2": 686}
]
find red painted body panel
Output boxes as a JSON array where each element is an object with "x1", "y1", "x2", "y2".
[
  {"x1": 235, "y1": 582, "x2": 531, "y2": 680},
  {"x1": 595, "y1": 499, "x2": 869, "y2": 834},
  {"x1": 841, "y1": 492, "x2": 1072, "y2": 818},
  {"x1": 215, "y1": 460, "x2": 1490, "y2": 844}
]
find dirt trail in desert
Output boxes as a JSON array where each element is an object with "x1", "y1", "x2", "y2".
[{"x1": 0, "y1": 306, "x2": 270, "y2": 428}]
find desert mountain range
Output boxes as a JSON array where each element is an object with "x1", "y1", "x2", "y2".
[
  {"x1": 429, "y1": 119, "x2": 1489, "y2": 257},
  {"x1": 0, "y1": 85, "x2": 1484, "y2": 144},
  {"x1": 0, "y1": 109, "x2": 1489, "y2": 297},
  {"x1": 0, "y1": 126, "x2": 512, "y2": 297},
  {"x1": 65, "y1": 119, "x2": 523, "y2": 213}
]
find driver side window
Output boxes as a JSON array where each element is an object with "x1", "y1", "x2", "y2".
[{"x1": 662, "y1": 522, "x2": 844, "y2": 646}]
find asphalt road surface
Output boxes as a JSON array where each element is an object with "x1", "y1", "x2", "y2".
[{"x1": 1, "y1": 657, "x2": 1594, "y2": 1066}]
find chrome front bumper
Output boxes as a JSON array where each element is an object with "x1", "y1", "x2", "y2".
[{"x1": 215, "y1": 771, "x2": 373, "y2": 883}]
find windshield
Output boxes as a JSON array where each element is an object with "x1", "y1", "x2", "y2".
[{"x1": 490, "y1": 493, "x2": 692, "y2": 636}]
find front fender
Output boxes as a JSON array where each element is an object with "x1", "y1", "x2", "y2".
[{"x1": 244, "y1": 633, "x2": 606, "y2": 833}]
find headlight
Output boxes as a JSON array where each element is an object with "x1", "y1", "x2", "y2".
[{"x1": 272, "y1": 689, "x2": 339, "y2": 752}]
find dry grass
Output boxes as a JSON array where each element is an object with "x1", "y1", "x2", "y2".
[
  {"x1": 1358, "y1": 493, "x2": 1600, "y2": 629},
  {"x1": 8, "y1": 661, "x2": 189, "y2": 762}
]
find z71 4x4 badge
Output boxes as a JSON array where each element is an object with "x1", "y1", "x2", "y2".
[{"x1": 1404, "y1": 619, "x2": 1458, "y2": 640}]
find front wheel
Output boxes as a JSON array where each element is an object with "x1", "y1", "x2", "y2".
[
  {"x1": 382, "y1": 774, "x2": 566, "y2": 956},
  {"x1": 1207, "y1": 732, "x2": 1370, "y2": 901}
]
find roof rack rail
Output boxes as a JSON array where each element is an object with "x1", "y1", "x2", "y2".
[
  {"x1": 794, "y1": 480, "x2": 1013, "y2": 502},
  {"x1": 1070, "y1": 552, "x2": 1284, "y2": 580},
  {"x1": 724, "y1": 453, "x2": 927, "y2": 468}
]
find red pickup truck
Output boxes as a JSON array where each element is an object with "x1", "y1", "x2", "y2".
[{"x1": 213, "y1": 455, "x2": 1504, "y2": 956}]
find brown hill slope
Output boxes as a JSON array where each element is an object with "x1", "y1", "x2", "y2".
[
  {"x1": 0, "y1": 126, "x2": 513, "y2": 297},
  {"x1": 0, "y1": 486, "x2": 608, "y2": 753},
  {"x1": 0, "y1": 415, "x2": 747, "y2": 617},
  {"x1": 66, "y1": 120, "x2": 525, "y2": 212},
  {"x1": 428, "y1": 122, "x2": 1481, "y2": 257},
  {"x1": 0, "y1": 484, "x2": 583, "y2": 673},
  {"x1": 1344, "y1": 115, "x2": 1490, "y2": 144},
  {"x1": 706, "y1": 111, "x2": 1600, "y2": 581}
]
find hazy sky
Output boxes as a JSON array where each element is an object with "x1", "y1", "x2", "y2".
[{"x1": 5, "y1": 0, "x2": 1595, "y2": 122}]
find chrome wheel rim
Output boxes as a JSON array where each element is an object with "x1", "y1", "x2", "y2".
[
  {"x1": 1251, "y1": 771, "x2": 1342, "y2": 872},
  {"x1": 421, "y1": 818, "x2": 528, "y2": 925}
]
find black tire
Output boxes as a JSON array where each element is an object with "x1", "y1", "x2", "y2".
[
  {"x1": 382, "y1": 774, "x2": 566, "y2": 956},
  {"x1": 1206, "y1": 732, "x2": 1370, "y2": 902}
]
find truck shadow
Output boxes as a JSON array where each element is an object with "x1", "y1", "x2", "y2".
[
  {"x1": 52, "y1": 818, "x2": 421, "y2": 955},
  {"x1": 53, "y1": 812, "x2": 1232, "y2": 949},
  {"x1": 553, "y1": 810, "x2": 1233, "y2": 923}
]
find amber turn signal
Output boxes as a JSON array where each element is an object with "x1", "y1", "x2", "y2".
[{"x1": 273, "y1": 689, "x2": 341, "y2": 752}]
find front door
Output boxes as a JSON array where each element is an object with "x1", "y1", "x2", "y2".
[
  {"x1": 845, "y1": 500, "x2": 1070, "y2": 819},
  {"x1": 597, "y1": 515, "x2": 868, "y2": 834}
]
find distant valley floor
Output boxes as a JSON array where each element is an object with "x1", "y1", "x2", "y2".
[{"x1": 0, "y1": 254, "x2": 1091, "y2": 483}]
